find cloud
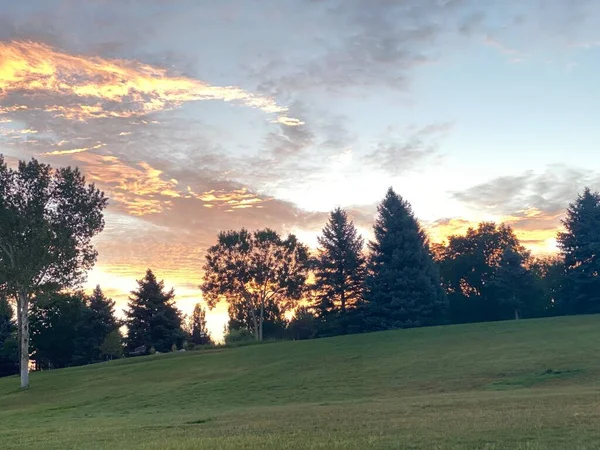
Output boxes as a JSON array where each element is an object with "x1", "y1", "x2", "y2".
[
  {"x1": 451, "y1": 166, "x2": 600, "y2": 252},
  {"x1": 453, "y1": 166, "x2": 600, "y2": 216},
  {"x1": 364, "y1": 123, "x2": 452, "y2": 176},
  {"x1": 0, "y1": 40, "x2": 297, "y2": 124}
]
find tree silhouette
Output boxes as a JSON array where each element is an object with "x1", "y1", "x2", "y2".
[
  {"x1": 558, "y1": 188, "x2": 600, "y2": 314},
  {"x1": 313, "y1": 208, "x2": 365, "y2": 333},
  {"x1": 364, "y1": 188, "x2": 446, "y2": 330},
  {"x1": 125, "y1": 269, "x2": 184, "y2": 353},
  {"x1": 201, "y1": 228, "x2": 309, "y2": 341}
]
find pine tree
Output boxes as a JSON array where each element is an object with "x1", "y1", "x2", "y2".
[
  {"x1": 313, "y1": 208, "x2": 365, "y2": 334},
  {"x1": 125, "y1": 269, "x2": 184, "y2": 353},
  {"x1": 364, "y1": 188, "x2": 447, "y2": 330},
  {"x1": 189, "y1": 303, "x2": 213, "y2": 345},
  {"x1": 557, "y1": 188, "x2": 600, "y2": 314},
  {"x1": 87, "y1": 286, "x2": 119, "y2": 361}
]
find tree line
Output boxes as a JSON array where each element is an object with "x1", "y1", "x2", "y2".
[
  {"x1": 1, "y1": 156, "x2": 600, "y2": 386},
  {"x1": 202, "y1": 187, "x2": 600, "y2": 342}
]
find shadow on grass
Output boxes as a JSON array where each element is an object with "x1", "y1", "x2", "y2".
[{"x1": 486, "y1": 368, "x2": 582, "y2": 390}]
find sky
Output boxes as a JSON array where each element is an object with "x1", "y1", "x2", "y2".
[{"x1": 1, "y1": 0, "x2": 600, "y2": 339}]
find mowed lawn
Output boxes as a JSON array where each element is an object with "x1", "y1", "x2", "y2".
[{"x1": 2, "y1": 316, "x2": 600, "y2": 449}]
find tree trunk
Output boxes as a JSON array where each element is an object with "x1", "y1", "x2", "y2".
[
  {"x1": 259, "y1": 299, "x2": 264, "y2": 342},
  {"x1": 17, "y1": 289, "x2": 30, "y2": 389},
  {"x1": 249, "y1": 307, "x2": 259, "y2": 341},
  {"x1": 340, "y1": 290, "x2": 347, "y2": 334}
]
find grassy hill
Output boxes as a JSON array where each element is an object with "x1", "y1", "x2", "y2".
[{"x1": 2, "y1": 316, "x2": 600, "y2": 449}]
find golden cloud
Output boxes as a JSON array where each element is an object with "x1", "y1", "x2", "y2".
[
  {"x1": 426, "y1": 208, "x2": 563, "y2": 254},
  {"x1": 0, "y1": 40, "x2": 297, "y2": 123}
]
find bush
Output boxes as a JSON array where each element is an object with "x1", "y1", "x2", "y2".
[{"x1": 224, "y1": 328, "x2": 255, "y2": 345}]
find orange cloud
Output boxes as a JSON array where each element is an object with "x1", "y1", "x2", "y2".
[
  {"x1": 44, "y1": 142, "x2": 106, "y2": 156},
  {"x1": 0, "y1": 40, "x2": 297, "y2": 123},
  {"x1": 426, "y1": 208, "x2": 563, "y2": 254}
]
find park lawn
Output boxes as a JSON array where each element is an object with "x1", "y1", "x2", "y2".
[{"x1": 2, "y1": 315, "x2": 600, "y2": 449}]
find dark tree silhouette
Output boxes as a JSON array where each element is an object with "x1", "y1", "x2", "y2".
[
  {"x1": 189, "y1": 303, "x2": 213, "y2": 345},
  {"x1": 364, "y1": 188, "x2": 447, "y2": 330},
  {"x1": 201, "y1": 228, "x2": 309, "y2": 341},
  {"x1": 0, "y1": 296, "x2": 18, "y2": 377},
  {"x1": 125, "y1": 269, "x2": 184, "y2": 353},
  {"x1": 436, "y1": 222, "x2": 528, "y2": 323},
  {"x1": 313, "y1": 208, "x2": 365, "y2": 333},
  {"x1": 557, "y1": 188, "x2": 600, "y2": 314},
  {"x1": 490, "y1": 246, "x2": 540, "y2": 320},
  {"x1": 0, "y1": 156, "x2": 107, "y2": 388}
]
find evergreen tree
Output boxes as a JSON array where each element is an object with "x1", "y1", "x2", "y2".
[
  {"x1": 490, "y1": 246, "x2": 540, "y2": 320},
  {"x1": 557, "y1": 188, "x2": 600, "y2": 314},
  {"x1": 87, "y1": 286, "x2": 119, "y2": 361},
  {"x1": 0, "y1": 296, "x2": 18, "y2": 377},
  {"x1": 364, "y1": 188, "x2": 447, "y2": 330},
  {"x1": 189, "y1": 303, "x2": 213, "y2": 345},
  {"x1": 313, "y1": 208, "x2": 365, "y2": 333},
  {"x1": 125, "y1": 269, "x2": 184, "y2": 353}
]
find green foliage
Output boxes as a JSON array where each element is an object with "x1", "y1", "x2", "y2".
[
  {"x1": 313, "y1": 208, "x2": 365, "y2": 333},
  {"x1": 0, "y1": 155, "x2": 107, "y2": 387},
  {"x1": 286, "y1": 306, "x2": 317, "y2": 340},
  {"x1": 88, "y1": 286, "x2": 119, "y2": 356},
  {"x1": 29, "y1": 291, "x2": 91, "y2": 369},
  {"x1": 0, "y1": 297, "x2": 18, "y2": 377},
  {"x1": 227, "y1": 297, "x2": 288, "y2": 340},
  {"x1": 99, "y1": 329, "x2": 123, "y2": 361},
  {"x1": 489, "y1": 246, "x2": 543, "y2": 320},
  {"x1": 436, "y1": 222, "x2": 535, "y2": 322},
  {"x1": 201, "y1": 228, "x2": 309, "y2": 341},
  {"x1": 557, "y1": 188, "x2": 600, "y2": 314},
  {"x1": 364, "y1": 188, "x2": 447, "y2": 330},
  {"x1": 125, "y1": 269, "x2": 185, "y2": 353},
  {"x1": 224, "y1": 327, "x2": 255, "y2": 345}
]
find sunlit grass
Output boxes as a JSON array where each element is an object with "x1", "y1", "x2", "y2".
[{"x1": 2, "y1": 315, "x2": 600, "y2": 449}]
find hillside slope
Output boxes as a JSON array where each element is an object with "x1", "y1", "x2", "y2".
[{"x1": 2, "y1": 316, "x2": 600, "y2": 449}]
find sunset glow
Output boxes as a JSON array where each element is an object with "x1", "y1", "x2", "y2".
[{"x1": 2, "y1": 1, "x2": 599, "y2": 342}]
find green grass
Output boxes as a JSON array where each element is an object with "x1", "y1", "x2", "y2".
[{"x1": 2, "y1": 316, "x2": 600, "y2": 449}]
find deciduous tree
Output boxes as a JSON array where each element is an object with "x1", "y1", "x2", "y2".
[
  {"x1": 201, "y1": 228, "x2": 309, "y2": 341},
  {"x1": 0, "y1": 156, "x2": 107, "y2": 388}
]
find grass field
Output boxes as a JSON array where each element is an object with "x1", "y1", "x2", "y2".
[{"x1": 2, "y1": 316, "x2": 600, "y2": 449}]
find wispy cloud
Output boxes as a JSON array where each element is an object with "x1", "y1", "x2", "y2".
[{"x1": 0, "y1": 40, "x2": 298, "y2": 124}]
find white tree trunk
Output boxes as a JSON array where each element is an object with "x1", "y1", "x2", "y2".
[{"x1": 17, "y1": 289, "x2": 29, "y2": 389}]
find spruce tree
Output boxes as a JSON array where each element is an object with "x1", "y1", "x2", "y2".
[
  {"x1": 125, "y1": 269, "x2": 184, "y2": 353},
  {"x1": 87, "y1": 286, "x2": 119, "y2": 361},
  {"x1": 557, "y1": 188, "x2": 600, "y2": 314},
  {"x1": 364, "y1": 188, "x2": 446, "y2": 330},
  {"x1": 313, "y1": 207, "x2": 365, "y2": 333}
]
